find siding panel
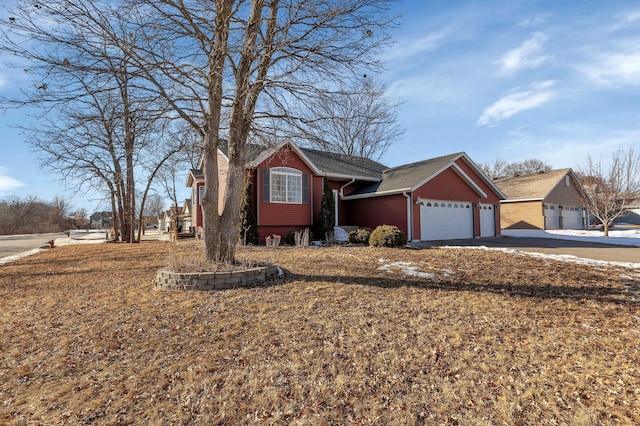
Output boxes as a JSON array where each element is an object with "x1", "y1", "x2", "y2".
[
  {"x1": 501, "y1": 201, "x2": 544, "y2": 229},
  {"x1": 346, "y1": 194, "x2": 408, "y2": 235}
]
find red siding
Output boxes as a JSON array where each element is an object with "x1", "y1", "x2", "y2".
[
  {"x1": 312, "y1": 176, "x2": 323, "y2": 225},
  {"x1": 346, "y1": 194, "x2": 408, "y2": 235},
  {"x1": 453, "y1": 158, "x2": 502, "y2": 204},
  {"x1": 453, "y1": 158, "x2": 502, "y2": 235},
  {"x1": 257, "y1": 144, "x2": 314, "y2": 231},
  {"x1": 411, "y1": 161, "x2": 502, "y2": 238},
  {"x1": 413, "y1": 167, "x2": 479, "y2": 201}
]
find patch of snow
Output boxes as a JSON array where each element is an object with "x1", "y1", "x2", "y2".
[
  {"x1": 378, "y1": 260, "x2": 438, "y2": 279},
  {"x1": 0, "y1": 248, "x2": 43, "y2": 266},
  {"x1": 445, "y1": 245, "x2": 640, "y2": 271},
  {"x1": 333, "y1": 227, "x2": 349, "y2": 242},
  {"x1": 502, "y1": 229, "x2": 640, "y2": 247}
]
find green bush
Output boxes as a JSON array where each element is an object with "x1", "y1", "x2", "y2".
[
  {"x1": 369, "y1": 225, "x2": 407, "y2": 248},
  {"x1": 283, "y1": 230, "x2": 297, "y2": 246},
  {"x1": 348, "y1": 227, "x2": 372, "y2": 245}
]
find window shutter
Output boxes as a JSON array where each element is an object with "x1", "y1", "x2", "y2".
[
  {"x1": 262, "y1": 168, "x2": 270, "y2": 203},
  {"x1": 302, "y1": 173, "x2": 309, "y2": 204}
]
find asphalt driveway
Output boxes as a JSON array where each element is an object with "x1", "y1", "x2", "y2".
[{"x1": 409, "y1": 236, "x2": 639, "y2": 264}]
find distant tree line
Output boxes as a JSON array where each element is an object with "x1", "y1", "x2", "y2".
[
  {"x1": 0, "y1": 195, "x2": 88, "y2": 235},
  {"x1": 478, "y1": 158, "x2": 552, "y2": 180}
]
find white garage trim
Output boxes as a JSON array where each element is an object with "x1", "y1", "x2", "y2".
[
  {"x1": 479, "y1": 203, "x2": 496, "y2": 237},
  {"x1": 419, "y1": 199, "x2": 473, "y2": 241}
]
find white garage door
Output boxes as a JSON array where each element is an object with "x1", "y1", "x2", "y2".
[
  {"x1": 479, "y1": 203, "x2": 496, "y2": 237},
  {"x1": 420, "y1": 200, "x2": 473, "y2": 241},
  {"x1": 561, "y1": 206, "x2": 583, "y2": 229},
  {"x1": 544, "y1": 204, "x2": 559, "y2": 230}
]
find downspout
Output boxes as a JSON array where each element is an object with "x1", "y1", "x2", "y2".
[
  {"x1": 403, "y1": 191, "x2": 412, "y2": 241},
  {"x1": 339, "y1": 178, "x2": 356, "y2": 227}
]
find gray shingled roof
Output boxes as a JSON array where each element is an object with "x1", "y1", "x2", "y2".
[
  {"x1": 349, "y1": 152, "x2": 464, "y2": 196},
  {"x1": 494, "y1": 169, "x2": 572, "y2": 200},
  {"x1": 299, "y1": 147, "x2": 387, "y2": 179},
  {"x1": 189, "y1": 168, "x2": 204, "y2": 179}
]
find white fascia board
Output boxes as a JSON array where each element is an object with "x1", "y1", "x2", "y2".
[
  {"x1": 458, "y1": 153, "x2": 507, "y2": 200},
  {"x1": 185, "y1": 169, "x2": 201, "y2": 188},
  {"x1": 409, "y1": 160, "x2": 487, "y2": 198},
  {"x1": 500, "y1": 198, "x2": 544, "y2": 203},
  {"x1": 450, "y1": 163, "x2": 487, "y2": 198},
  {"x1": 341, "y1": 188, "x2": 411, "y2": 200},
  {"x1": 249, "y1": 140, "x2": 322, "y2": 175},
  {"x1": 247, "y1": 140, "x2": 287, "y2": 168},
  {"x1": 324, "y1": 173, "x2": 381, "y2": 182}
]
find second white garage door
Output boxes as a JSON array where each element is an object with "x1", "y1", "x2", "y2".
[
  {"x1": 420, "y1": 200, "x2": 473, "y2": 241},
  {"x1": 561, "y1": 206, "x2": 583, "y2": 229}
]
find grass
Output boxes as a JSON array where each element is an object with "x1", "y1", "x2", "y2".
[{"x1": 0, "y1": 240, "x2": 639, "y2": 424}]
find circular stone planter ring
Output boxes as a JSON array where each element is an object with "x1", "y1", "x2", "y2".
[{"x1": 153, "y1": 265, "x2": 280, "y2": 291}]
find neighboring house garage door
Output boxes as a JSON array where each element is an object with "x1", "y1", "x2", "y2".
[
  {"x1": 544, "y1": 204, "x2": 559, "y2": 230},
  {"x1": 561, "y1": 206, "x2": 583, "y2": 229},
  {"x1": 479, "y1": 203, "x2": 496, "y2": 237},
  {"x1": 420, "y1": 200, "x2": 473, "y2": 241}
]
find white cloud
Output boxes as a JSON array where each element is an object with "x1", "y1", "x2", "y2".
[
  {"x1": 388, "y1": 75, "x2": 461, "y2": 104},
  {"x1": 497, "y1": 32, "x2": 549, "y2": 76},
  {"x1": 611, "y1": 10, "x2": 640, "y2": 31},
  {"x1": 517, "y1": 14, "x2": 550, "y2": 28},
  {"x1": 580, "y1": 45, "x2": 640, "y2": 87},
  {"x1": 383, "y1": 32, "x2": 447, "y2": 62},
  {"x1": 477, "y1": 80, "x2": 556, "y2": 127},
  {"x1": 0, "y1": 167, "x2": 26, "y2": 195}
]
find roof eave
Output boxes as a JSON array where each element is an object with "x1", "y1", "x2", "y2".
[
  {"x1": 500, "y1": 198, "x2": 545, "y2": 203},
  {"x1": 341, "y1": 188, "x2": 411, "y2": 200}
]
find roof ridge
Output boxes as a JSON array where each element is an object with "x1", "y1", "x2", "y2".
[{"x1": 383, "y1": 152, "x2": 463, "y2": 173}]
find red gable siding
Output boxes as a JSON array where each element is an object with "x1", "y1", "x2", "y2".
[
  {"x1": 346, "y1": 194, "x2": 408, "y2": 235},
  {"x1": 410, "y1": 160, "x2": 502, "y2": 239},
  {"x1": 413, "y1": 167, "x2": 478, "y2": 201},
  {"x1": 256, "y1": 144, "x2": 314, "y2": 243},
  {"x1": 453, "y1": 158, "x2": 501, "y2": 203}
]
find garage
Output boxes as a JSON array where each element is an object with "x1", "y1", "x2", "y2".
[
  {"x1": 479, "y1": 203, "x2": 496, "y2": 237},
  {"x1": 544, "y1": 204, "x2": 559, "y2": 230},
  {"x1": 561, "y1": 206, "x2": 583, "y2": 229},
  {"x1": 420, "y1": 200, "x2": 473, "y2": 241}
]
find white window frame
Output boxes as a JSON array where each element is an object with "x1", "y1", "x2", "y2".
[{"x1": 270, "y1": 167, "x2": 303, "y2": 204}]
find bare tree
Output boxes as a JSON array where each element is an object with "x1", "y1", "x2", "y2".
[
  {"x1": 578, "y1": 147, "x2": 640, "y2": 236},
  {"x1": 291, "y1": 77, "x2": 404, "y2": 161},
  {"x1": 479, "y1": 158, "x2": 552, "y2": 179},
  {"x1": 69, "y1": 208, "x2": 89, "y2": 230},
  {"x1": 0, "y1": 0, "x2": 189, "y2": 242},
  {"x1": 478, "y1": 159, "x2": 509, "y2": 180},
  {"x1": 122, "y1": 0, "x2": 397, "y2": 263}
]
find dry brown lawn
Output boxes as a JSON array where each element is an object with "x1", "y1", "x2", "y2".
[{"x1": 0, "y1": 240, "x2": 639, "y2": 425}]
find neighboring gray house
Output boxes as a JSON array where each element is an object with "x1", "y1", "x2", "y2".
[
  {"x1": 614, "y1": 195, "x2": 640, "y2": 225},
  {"x1": 90, "y1": 211, "x2": 113, "y2": 229}
]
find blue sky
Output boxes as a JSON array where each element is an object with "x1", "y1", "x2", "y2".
[{"x1": 1, "y1": 0, "x2": 640, "y2": 212}]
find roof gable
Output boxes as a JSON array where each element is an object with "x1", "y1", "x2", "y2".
[
  {"x1": 344, "y1": 152, "x2": 505, "y2": 199},
  {"x1": 494, "y1": 169, "x2": 576, "y2": 200},
  {"x1": 299, "y1": 147, "x2": 387, "y2": 180},
  {"x1": 248, "y1": 140, "x2": 387, "y2": 180}
]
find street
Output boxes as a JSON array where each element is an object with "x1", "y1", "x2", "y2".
[{"x1": 0, "y1": 234, "x2": 65, "y2": 260}]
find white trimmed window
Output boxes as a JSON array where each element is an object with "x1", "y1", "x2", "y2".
[{"x1": 270, "y1": 167, "x2": 302, "y2": 203}]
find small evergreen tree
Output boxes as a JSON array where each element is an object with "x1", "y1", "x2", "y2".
[
  {"x1": 239, "y1": 176, "x2": 258, "y2": 245},
  {"x1": 319, "y1": 178, "x2": 336, "y2": 239}
]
